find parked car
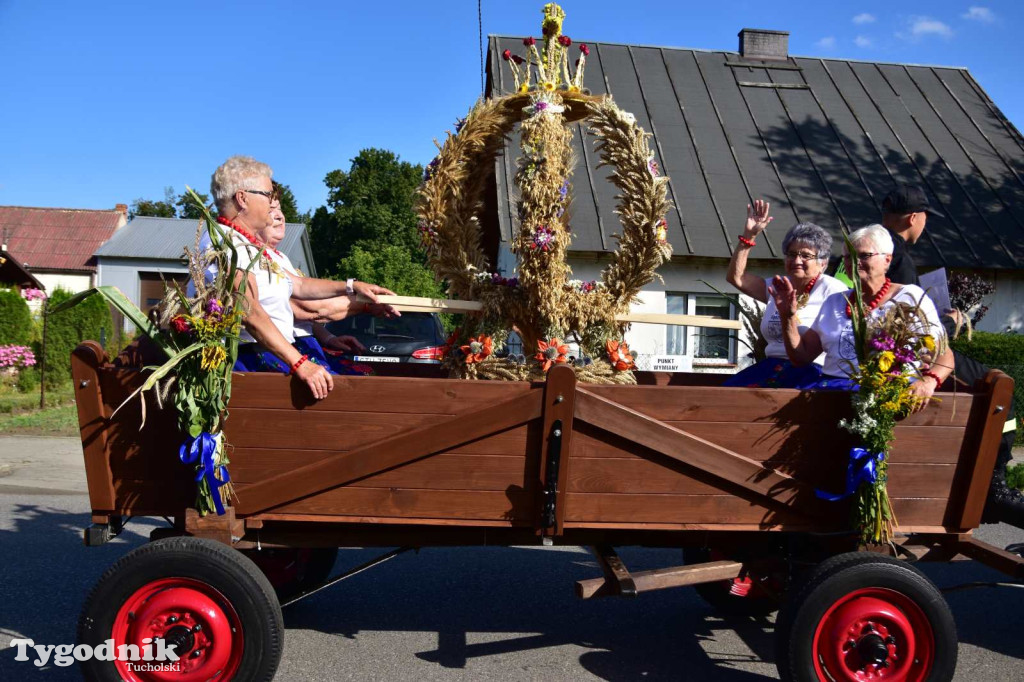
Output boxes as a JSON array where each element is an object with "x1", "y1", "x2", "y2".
[{"x1": 323, "y1": 311, "x2": 446, "y2": 365}]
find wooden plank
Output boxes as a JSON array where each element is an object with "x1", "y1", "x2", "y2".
[
  {"x1": 614, "y1": 313, "x2": 742, "y2": 329},
  {"x1": 564, "y1": 493, "x2": 947, "y2": 527},
  {"x1": 224, "y1": 414, "x2": 537, "y2": 455},
  {"x1": 226, "y1": 372, "x2": 534, "y2": 412},
  {"x1": 571, "y1": 422, "x2": 965, "y2": 464},
  {"x1": 538, "y1": 365, "x2": 576, "y2": 535},
  {"x1": 71, "y1": 342, "x2": 117, "y2": 512},
  {"x1": 561, "y1": 521, "x2": 953, "y2": 533},
  {"x1": 582, "y1": 384, "x2": 973, "y2": 426},
  {"x1": 262, "y1": 487, "x2": 537, "y2": 523},
  {"x1": 953, "y1": 534, "x2": 1024, "y2": 579},
  {"x1": 577, "y1": 560, "x2": 744, "y2": 599},
  {"x1": 229, "y1": 452, "x2": 537, "y2": 491},
  {"x1": 233, "y1": 388, "x2": 544, "y2": 515},
  {"x1": 573, "y1": 388, "x2": 826, "y2": 517},
  {"x1": 952, "y1": 372, "x2": 1015, "y2": 530},
  {"x1": 567, "y1": 458, "x2": 956, "y2": 499}
]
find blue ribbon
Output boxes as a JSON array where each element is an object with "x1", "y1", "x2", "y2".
[
  {"x1": 179, "y1": 432, "x2": 231, "y2": 515},
  {"x1": 815, "y1": 447, "x2": 884, "y2": 501}
]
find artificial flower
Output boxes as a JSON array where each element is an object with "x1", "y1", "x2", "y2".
[
  {"x1": 502, "y1": 49, "x2": 512, "y2": 61},
  {"x1": 541, "y1": 81, "x2": 556, "y2": 92},
  {"x1": 523, "y1": 36, "x2": 536, "y2": 46},
  {"x1": 605, "y1": 339, "x2": 635, "y2": 371},
  {"x1": 922, "y1": 335, "x2": 936, "y2": 352},
  {"x1": 536, "y1": 338, "x2": 569, "y2": 372},
  {"x1": 530, "y1": 225, "x2": 556, "y2": 251},
  {"x1": 460, "y1": 335, "x2": 493, "y2": 364},
  {"x1": 580, "y1": 44, "x2": 590, "y2": 56},
  {"x1": 877, "y1": 351, "x2": 894, "y2": 372},
  {"x1": 558, "y1": 35, "x2": 572, "y2": 47}
]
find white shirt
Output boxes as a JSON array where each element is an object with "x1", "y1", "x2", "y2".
[
  {"x1": 266, "y1": 249, "x2": 313, "y2": 338},
  {"x1": 810, "y1": 284, "x2": 945, "y2": 379},
  {"x1": 761, "y1": 274, "x2": 847, "y2": 365},
  {"x1": 193, "y1": 227, "x2": 295, "y2": 344}
]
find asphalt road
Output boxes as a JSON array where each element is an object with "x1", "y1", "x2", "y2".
[{"x1": 0, "y1": 487, "x2": 1022, "y2": 681}]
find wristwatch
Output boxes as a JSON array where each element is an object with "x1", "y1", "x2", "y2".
[{"x1": 346, "y1": 278, "x2": 355, "y2": 295}]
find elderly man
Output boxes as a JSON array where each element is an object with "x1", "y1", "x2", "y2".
[
  {"x1": 879, "y1": 184, "x2": 1023, "y2": 532},
  {"x1": 204, "y1": 155, "x2": 394, "y2": 398}
]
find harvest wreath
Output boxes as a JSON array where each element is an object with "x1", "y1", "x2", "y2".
[{"x1": 417, "y1": 3, "x2": 672, "y2": 384}]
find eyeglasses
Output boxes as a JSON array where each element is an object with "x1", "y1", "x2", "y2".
[
  {"x1": 845, "y1": 252, "x2": 882, "y2": 262},
  {"x1": 784, "y1": 251, "x2": 823, "y2": 262},
  {"x1": 242, "y1": 189, "x2": 277, "y2": 201}
]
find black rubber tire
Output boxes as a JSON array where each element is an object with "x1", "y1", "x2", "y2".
[
  {"x1": 683, "y1": 547, "x2": 782, "y2": 616},
  {"x1": 775, "y1": 551, "x2": 956, "y2": 682},
  {"x1": 78, "y1": 536, "x2": 283, "y2": 682},
  {"x1": 242, "y1": 547, "x2": 338, "y2": 601}
]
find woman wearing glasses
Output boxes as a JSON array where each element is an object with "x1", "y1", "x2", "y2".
[
  {"x1": 771, "y1": 224, "x2": 953, "y2": 409},
  {"x1": 724, "y1": 200, "x2": 847, "y2": 388},
  {"x1": 200, "y1": 155, "x2": 395, "y2": 399}
]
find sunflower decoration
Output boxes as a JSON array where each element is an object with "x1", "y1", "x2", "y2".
[
  {"x1": 460, "y1": 335, "x2": 494, "y2": 364},
  {"x1": 605, "y1": 339, "x2": 635, "y2": 372},
  {"x1": 536, "y1": 337, "x2": 570, "y2": 372}
]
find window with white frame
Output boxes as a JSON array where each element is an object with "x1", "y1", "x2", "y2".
[{"x1": 665, "y1": 292, "x2": 737, "y2": 363}]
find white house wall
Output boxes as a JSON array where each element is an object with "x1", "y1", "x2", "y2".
[
  {"x1": 97, "y1": 258, "x2": 189, "y2": 332},
  {"x1": 35, "y1": 272, "x2": 93, "y2": 295},
  {"x1": 978, "y1": 270, "x2": 1024, "y2": 334}
]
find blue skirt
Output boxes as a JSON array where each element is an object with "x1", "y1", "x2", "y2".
[
  {"x1": 723, "y1": 358, "x2": 824, "y2": 389},
  {"x1": 234, "y1": 336, "x2": 372, "y2": 376},
  {"x1": 807, "y1": 375, "x2": 857, "y2": 391}
]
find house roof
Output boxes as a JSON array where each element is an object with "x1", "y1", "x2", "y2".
[
  {"x1": 0, "y1": 248, "x2": 45, "y2": 290},
  {"x1": 487, "y1": 37, "x2": 1024, "y2": 270},
  {"x1": 0, "y1": 206, "x2": 127, "y2": 273},
  {"x1": 94, "y1": 216, "x2": 317, "y2": 278}
]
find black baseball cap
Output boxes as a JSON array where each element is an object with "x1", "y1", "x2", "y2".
[{"x1": 882, "y1": 184, "x2": 943, "y2": 217}]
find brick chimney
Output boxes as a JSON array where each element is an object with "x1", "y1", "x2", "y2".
[
  {"x1": 115, "y1": 203, "x2": 128, "y2": 215},
  {"x1": 738, "y1": 28, "x2": 789, "y2": 60}
]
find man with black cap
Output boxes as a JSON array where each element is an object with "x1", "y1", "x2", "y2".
[
  {"x1": 880, "y1": 184, "x2": 1023, "y2": 534},
  {"x1": 880, "y1": 184, "x2": 942, "y2": 285}
]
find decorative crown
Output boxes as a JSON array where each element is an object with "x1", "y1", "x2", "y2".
[{"x1": 501, "y1": 3, "x2": 590, "y2": 94}]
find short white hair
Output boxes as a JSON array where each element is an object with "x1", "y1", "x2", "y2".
[
  {"x1": 847, "y1": 224, "x2": 894, "y2": 255},
  {"x1": 210, "y1": 156, "x2": 273, "y2": 212}
]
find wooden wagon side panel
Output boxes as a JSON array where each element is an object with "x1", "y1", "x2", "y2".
[
  {"x1": 227, "y1": 374, "x2": 547, "y2": 524},
  {"x1": 563, "y1": 385, "x2": 974, "y2": 531}
]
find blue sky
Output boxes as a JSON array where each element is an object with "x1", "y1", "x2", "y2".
[{"x1": 2, "y1": 1, "x2": 1021, "y2": 215}]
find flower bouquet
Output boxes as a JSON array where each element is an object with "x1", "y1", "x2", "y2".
[
  {"x1": 51, "y1": 188, "x2": 259, "y2": 515},
  {"x1": 829, "y1": 240, "x2": 947, "y2": 544}
]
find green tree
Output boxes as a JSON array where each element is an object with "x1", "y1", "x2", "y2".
[
  {"x1": 337, "y1": 244, "x2": 444, "y2": 299},
  {"x1": 309, "y1": 148, "x2": 424, "y2": 277},
  {"x1": 0, "y1": 289, "x2": 33, "y2": 346},
  {"x1": 42, "y1": 288, "x2": 114, "y2": 388},
  {"x1": 176, "y1": 190, "x2": 216, "y2": 220},
  {"x1": 130, "y1": 187, "x2": 177, "y2": 219}
]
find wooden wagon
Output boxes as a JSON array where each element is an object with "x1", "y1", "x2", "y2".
[{"x1": 70, "y1": 340, "x2": 1022, "y2": 681}]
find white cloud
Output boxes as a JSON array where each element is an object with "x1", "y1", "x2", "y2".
[
  {"x1": 815, "y1": 36, "x2": 837, "y2": 49},
  {"x1": 962, "y1": 7, "x2": 996, "y2": 23},
  {"x1": 908, "y1": 16, "x2": 954, "y2": 39},
  {"x1": 853, "y1": 13, "x2": 876, "y2": 24},
  {"x1": 854, "y1": 35, "x2": 874, "y2": 48}
]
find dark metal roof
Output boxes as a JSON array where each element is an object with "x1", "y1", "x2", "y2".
[
  {"x1": 488, "y1": 37, "x2": 1024, "y2": 269},
  {"x1": 95, "y1": 216, "x2": 317, "y2": 278}
]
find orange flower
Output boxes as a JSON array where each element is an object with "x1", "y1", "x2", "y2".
[
  {"x1": 606, "y1": 339, "x2": 635, "y2": 371},
  {"x1": 535, "y1": 337, "x2": 570, "y2": 372},
  {"x1": 460, "y1": 335, "x2": 493, "y2": 364},
  {"x1": 442, "y1": 329, "x2": 460, "y2": 359}
]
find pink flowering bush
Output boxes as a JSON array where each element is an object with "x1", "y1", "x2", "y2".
[
  {"x1": 21, "y1": 288, "x2": 47, "y2": 302},
  {"x1": 0, "y1": 345, "x2": 36, "y2": 369}
]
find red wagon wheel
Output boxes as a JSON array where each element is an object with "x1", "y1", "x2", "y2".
[
  {"x1": 775, "y1": 552, "x2": 956, "y2": 682},
  {"x1": 110, "y1": 578, "x2": 244, "y2": 681},
  {"x1": 78, "y1": 537, "x2": 283, "y2": 682}
]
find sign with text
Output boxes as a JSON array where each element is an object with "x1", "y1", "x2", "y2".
[{"x1": 650, "y1": 355, "x2": 692, "y2": 373}]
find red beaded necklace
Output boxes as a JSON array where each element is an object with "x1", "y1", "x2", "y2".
[
  {"x1": 846, "y1": 277, "x2": 891, "y2": 318},
  {"x1": 216, "y1": 216, "x2": 283, "y2": 258},
  {"x1": 795, "y1": 274, "x2": 819, "y2": 309}
]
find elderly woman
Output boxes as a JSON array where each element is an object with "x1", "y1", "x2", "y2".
[
  {"x1": 202, "y1": 155, "x2": 394, "y2": 399},
  {"x1": 771, "y1": 224, "x2": 954, "y2": 410},
  {"x1": 724, "y1": 200, "x2": 848, "y2": 388},
  {"x1": 264, "y1": 204, "x2": 391, "y2": 372}
]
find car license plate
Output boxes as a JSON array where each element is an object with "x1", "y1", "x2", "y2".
[{"x1": 354, "y1": 355, "x2": 400, "y2": 363}]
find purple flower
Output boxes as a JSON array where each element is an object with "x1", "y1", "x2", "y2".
[
  {"x1": 534, "y1": 101, "x2": 549, "y2": 113},
  {"x1": 558, "y1": 179, "x2": 569, "y2": 201},
  {"x1": 530, "y1": 225, "x2": 555, "y2": 252},
  {"x1": 206, "y1": 298, "x2": 223, "y2": 316}
]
